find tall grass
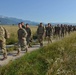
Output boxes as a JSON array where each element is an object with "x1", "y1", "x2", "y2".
[{"x1": 0, "y1": 32, "x2": 76, "y2": 75}]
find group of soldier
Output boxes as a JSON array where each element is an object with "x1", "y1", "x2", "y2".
[
  {"x1": 17, "y1": 22, "x2": 32, "y2": 55},
  {"x1": 37, "y1": 23, "x2": 76, "y2": 46},
  {"x1": 0, "y1": 22, "x2": 76, "y2": 60}
]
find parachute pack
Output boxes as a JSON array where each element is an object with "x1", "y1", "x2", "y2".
[
  {"x1": 3, "y1": 27, "x2": 10, "y2": 39},
  {"x1": 0, "y1": 26, "x2": 10, "y2": 39}
]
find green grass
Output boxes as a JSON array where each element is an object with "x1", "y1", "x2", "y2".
[{"x1": 0, "y1": 32, "x2": 76, "y2": 75}]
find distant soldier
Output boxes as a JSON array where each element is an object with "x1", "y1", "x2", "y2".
[
  {"x1": 45, "y1": 25, "x2": 48, "y2": 39},
  {"x1": 73, "y1": 26, "x2": 76, "y2": 31},
  {"x1": 25, "y1": 23, "x2": 32, "y2": 48},
  {"x1": 37, "y1": 23, "x2": 45, "y2": 47},
  {"x1": 68, "y1": 25, "x2": 71, "y2": 34},
  {"x1": 54, "y1": 24, "x2": 61, "y2": 39},
  {"x1": 17, "y1": 23, "x2": 27, "y2": 55},
  {"x1": 0, "y1": 26, "x2": 9, "y2": 60},
  {"x1": 60, "y1": 24, "x2": 65, "y2": 37},
  {"x1": 64, "y1": 25, "x2": 68, "y2": 35},
  {"x1": 45, "y1": 23, "x2": 52, "y2": 43}
]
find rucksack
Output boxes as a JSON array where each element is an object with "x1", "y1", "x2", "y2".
[
  {"x1": 3, "y1": 27, "x2": 10, "y2": 39},
  {"x1": 0, "y1": 26, "x2": 5, "y2": 40},
  {"x1": 37, "y1": 26, "x2": 44, "y2": 34}
]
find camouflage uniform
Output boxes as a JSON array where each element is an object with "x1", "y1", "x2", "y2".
[
  {"x1": 37, "y1": 24, "x2": 44, "y2": 47},
  {"x1": 17, "y1": 27, "x2": 27, "y2": 52},
  {"x1": 54, "y1": 25, "x2": 61, "y2": 39},
  {"x1": 25, "y1": 27, "x2": 32, "y2": 47},
  {"x1": 64, "y1": 25, "x2": 68, "y2": 35},
  {"x1": 61, "y1": 24, "x2": 65, "y2": 37},
  {"x1": 45, "y1": 24, "x2": 52, "y2": 43},
  {"x1": 68, "y1": 25, "x2": 72, "y2": 34},
  {"x1": 0, "y1": 26, "x2": 7, "y2": 59}
]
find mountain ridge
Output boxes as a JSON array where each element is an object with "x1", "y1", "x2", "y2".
[
  {"x1": 0, "y1": 15, "x2": 76, "y2": 25},
  {"x1": 0, "y1": 15, "x2": 39, "y2": 25}
]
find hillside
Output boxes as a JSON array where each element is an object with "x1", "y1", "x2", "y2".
[
  {"x1": 0, "y1": 15, "x2": 76, "y2": 26},
  {"x1": 0, "y1": 15, "x2": 38, "y2": 25},
  {"x1": 0, "y1": 32, "x2": 76, "y2": 75}
]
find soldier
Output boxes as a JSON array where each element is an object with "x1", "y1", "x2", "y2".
[
  {"x1": 45, "y1": 23, "x2": 52, "y2": 43},
  {"x1": 45, "y1": 25, "x2": 48, "y2": 39},
  {"x1": 54, "y1": 24, "x2": 61, "y2": 39},
  {"x1": 25, "y1": 23, "x2": 32, "y2": 48},
  {"x1": 60, "y1": 24, "x2": 65, "y2": 37},
  {"x1": 17, "y1": 23, "x2": 27, "y2": 55},
  {"x1": 64, "y1": 25, "x2": 68, "y2": 35},
  {"x1": 37, "y1": 23, "x2": 45, "y2": 47},
  {"x1": 68, "y1": 25, "x2": 71, "y2": 34},
  {"x1": 0, "y1": 26, "x2": 8, "y2": 60}
]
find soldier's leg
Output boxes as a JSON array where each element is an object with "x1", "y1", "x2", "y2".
[
  {"x1": 38, "y1": 35, "x2": 41, "y2": 43},
  {"x1": 26, "y1": 36, "x2": 29, "y2": 45},
  {"x1": 1, "y1": 40, "x2": 7, "y2": 59},
  {"x1": 26, "y1": 36, "x2": 32, "y2": 48},
  {"x1": 49, "y1": 36, "x2": 52, "y2": 43},
  {"x1": 47, "y1": 36, "x2": 50, "y2": 44},
  {"x1": 40, "y1": 35, "x2": 44, "y2": 47},
  {"x1": 21, "y1": 39, "x2": 28, "y2": 52},
  {"x1": 15, "y1": 42, "x2": 21, "y2": 55},
  {"x1": 47, "y1": 36, "x2": 52, "y2": 44}
]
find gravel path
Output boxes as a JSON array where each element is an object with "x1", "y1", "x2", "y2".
[{"x1": 0, "y1": 41, "x2": 50, "y2": 66}]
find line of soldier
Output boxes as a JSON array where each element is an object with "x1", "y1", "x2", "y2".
[
  {"x1": 53, "y1": 24, "x2": 76, "y2": 38},
  {"x1": 37, "y1": 23, "x2": 76, "y2": 46},
  {"x1": 0, "y1": 22, "x2": 76, "y2": 60}
]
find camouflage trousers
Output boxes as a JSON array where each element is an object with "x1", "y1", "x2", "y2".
[
  {"x1": 46, "y1": 35, "x2": 52, "y2": 44},
  {"x1": 38, "y1": 34, "x2": 44, "y2": 46},
  {"x1": 0, "y1": 39, "x2": 7, "y2": 57},
  {"x1": 26, "y1": 36, "x2": 32, "y2": 47},
  {"x1": 18, "y1": 38, "x2": 27, "y2": 51}
]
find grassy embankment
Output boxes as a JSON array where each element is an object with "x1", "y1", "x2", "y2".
[{"x1": 0, "y1": 32, "x2": 76, "y2": 75}]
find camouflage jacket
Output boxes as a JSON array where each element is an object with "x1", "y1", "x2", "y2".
[
  {"x1": 0, "y1": 26, "x2": 5, "y2": 40},
  {"x1": 18, "y1": 28, "x2": 27, "y2": 39},
  {"x1": 37, "y1": 26, "x2": 44, "y2": 35}
]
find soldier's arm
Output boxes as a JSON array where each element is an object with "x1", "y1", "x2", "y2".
[
  {"x1": 37, "y1": 27, "x2": 39, "y2": 34},
  {"x1": 29, "y1": 28, "x2": 31, "y2": 36},
  {"x1": 43, "y1": 27, "x2": 45, "y2": 34},
  {"x1": 23, "y1": 29, "x2": 27, "y2": 37}
]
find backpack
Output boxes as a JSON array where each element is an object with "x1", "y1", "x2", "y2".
[
  {"x1": 0, "y1": 26, "x2": 4, "y2": 40},
  {"x1": 37, "y1": 26, "x2": 44, "y2": 34},
  {"x1": 3, "y1": 27, "x2": 10, "y2": 39}
]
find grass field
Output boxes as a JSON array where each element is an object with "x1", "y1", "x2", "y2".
[{"x1": 0, "y1": 32, "x2": 76, "y2": 75}]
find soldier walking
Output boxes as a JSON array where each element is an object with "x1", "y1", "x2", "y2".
[
  {"x1": 60, "y1": 24, "x2": 65, "y2": 37},
  {"x1": 0, "y1": 26, "x2": 9, "y2": 60},
  {"x1": 45, "y1": 23, "x2": 52, "y2": 43},
  {"x1": 54, "y1": 24, "x2": 61, "y2": 39},
  {"x1": 37, "y1": 23, "x2": 45, "y2": 47},
  {"x1": 17, "y1": 23, "x2": 27, "y2": 55},
  {"x1": 25, "y1": 23, "x2": 32, "y2": 48}
]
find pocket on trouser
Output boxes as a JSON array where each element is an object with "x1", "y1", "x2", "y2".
[
  {"x1": 0, "y1": 39, "x2": 6, "y2": 53},
  {"x1": 2, "y1": 44, "x2": 7, "y2": 54},
  {"x1": 21, "y1": 40, "x2": 27, "y2": 51},
  {"x1": 0, "y1": 40, "x2": 3, "y2": 49}
]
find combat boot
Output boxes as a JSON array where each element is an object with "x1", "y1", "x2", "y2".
[
  {"x1": 26, "y1": 47, "x2": 28, "y2": 52},
  {"x1": 2, "y1": 53, "x2": 7, "y2": 60}
]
